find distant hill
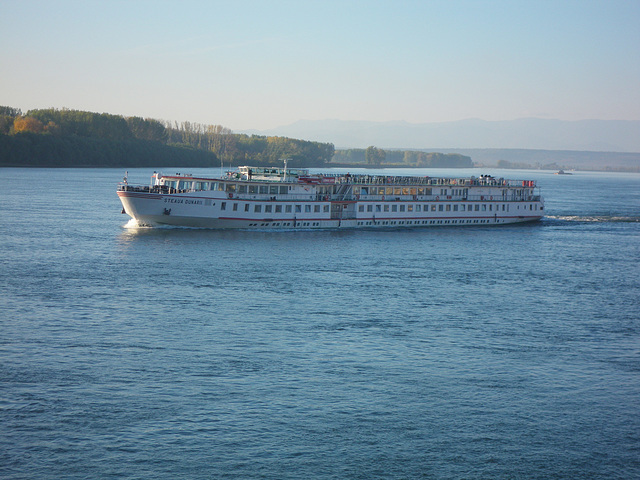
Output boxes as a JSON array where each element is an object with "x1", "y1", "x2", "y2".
[
  {"x1": 244, "y1": 118, "x2": 640, "y2": 153},
  {"x1": 424, "y1": 148, "x2": 640, "y2": 172}
]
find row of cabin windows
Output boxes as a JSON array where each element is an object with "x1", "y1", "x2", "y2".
[
  {"x1": 352, "y1": 187, "x2": 475, "y2": 196},
  {"x1": 248, "y1": 222, "x2": 322, "y2": 227},
  {"x1": 165, "y1": 180, "x2": 534, "y2": 197},
  {"x1": 351, "y1": 187, "x2": 533, "y2": 197},
  {"x1": 166, "y1": 181, "x2": 534, "y2": 199},
  {"x1": 215, "y1": 202, "x2": 539, "y2": 213},
  {"x1": 220, "y1": 202, "x2": 330, "y2": 214},
  {"x1": 357, "y1": 219, "x2": 499, "y2": 226},
  {"x1": 164, "y1": 180, "x2": 289, "y2": 195},
  {"x1": 354, "y1": 186, "x2": 435, "y2": 196},
  {"x1": 358, "y1": 203, "x2": 515, "y2": 213}
]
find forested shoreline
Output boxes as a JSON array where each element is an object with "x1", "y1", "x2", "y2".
[
  {"x1": 331, "y1": 147, "x2": 472, "y2": 168},
  {"x1": 0, "y1": 107, "x2": 334, "y2": 168},
  {"x1": 0, "y1": 106, "x2": 472, "y2": 169}
]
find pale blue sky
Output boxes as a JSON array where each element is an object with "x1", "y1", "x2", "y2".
[{"x1": 1, "y1": 0, "x2": 639, "y2": 130}]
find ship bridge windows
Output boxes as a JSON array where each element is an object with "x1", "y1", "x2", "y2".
[
  {"x1": 225, "y1": 183, "x2": 236, "y2": 193},
  {"x1": 165, "y1": 180, "x2": 177, "y2": 189},
  {"x1": 259, "y1": 186, "x2": 268, "y2": 194},
  {"x1": 249, "y1": 185, "x2": 258, "y2": 194},
  {"x1": 279, "y1": 186, "x2": 288, "y2": 194},
  {"x1": 238, "y1": 185, "x2": 247, "y2": 194},
  {"x1": 270, "y1": 186, "x2": 279, "y2": 195},
  {"x1": 178, "y1": 180, "x2": 192, "y2": 190}
]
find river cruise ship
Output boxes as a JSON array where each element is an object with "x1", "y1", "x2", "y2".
[{"x1": 117, "y1": 166, "x2": 543, "y2": 229}]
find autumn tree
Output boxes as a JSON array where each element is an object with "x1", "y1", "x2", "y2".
[{"x1": 13, "y1": 116, "x2": 45, "y2": 134}]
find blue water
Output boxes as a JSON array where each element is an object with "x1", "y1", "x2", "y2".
[{"x1": 1, "y1": 168, "x2": 639, "y2": 479}]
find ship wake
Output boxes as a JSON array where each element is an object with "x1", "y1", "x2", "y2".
[{"x1": 546, "y1": 215, "x2": 640, "y2": 223}]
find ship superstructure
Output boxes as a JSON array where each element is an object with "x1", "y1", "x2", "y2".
[{"x1": 118, "y1": 166, "x2": 543, "y2": 229}]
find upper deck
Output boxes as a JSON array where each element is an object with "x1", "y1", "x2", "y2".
[{"x1": 158, "y1": 167, "x2": 537, "y2": 188}]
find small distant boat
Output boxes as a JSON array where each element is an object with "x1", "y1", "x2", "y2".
[{"x1": 554, "y1": 170, "x2": 572, "y2": 175}]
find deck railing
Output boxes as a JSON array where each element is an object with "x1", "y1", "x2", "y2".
[{"x1": 119, "y1": 184, "x2": 541, "y2": 203}]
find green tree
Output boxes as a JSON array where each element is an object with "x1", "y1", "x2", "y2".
[{"x1": 0, "y1": 106, "x2": 22, "y2": 117}]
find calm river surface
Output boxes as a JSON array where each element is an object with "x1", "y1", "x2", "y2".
[{"x1": 1, "y1": 167, "x2": 639, "y2": 479}]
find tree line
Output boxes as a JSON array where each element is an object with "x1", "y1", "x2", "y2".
[
  {"x1": 0, "y1": 106, "x2": 334, "y2": 168},
  {"x1": 1, "y1": 106, "x2": 472, "y2": 169},
  {"x1": 332, "y1": 147, "x2": 473, "y2": 168}
]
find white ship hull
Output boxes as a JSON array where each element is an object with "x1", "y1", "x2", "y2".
[{"x1": 118, "y1": 167, "x2": 543, "y2": 229}]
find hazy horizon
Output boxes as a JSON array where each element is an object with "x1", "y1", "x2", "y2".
[{"x1": 1, "y1": 1, "x2": 639, "y2": 131}]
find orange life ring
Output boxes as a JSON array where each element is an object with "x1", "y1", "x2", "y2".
[{"x1": 228, "y1": 193, "x2": 233, "y2": 199}]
